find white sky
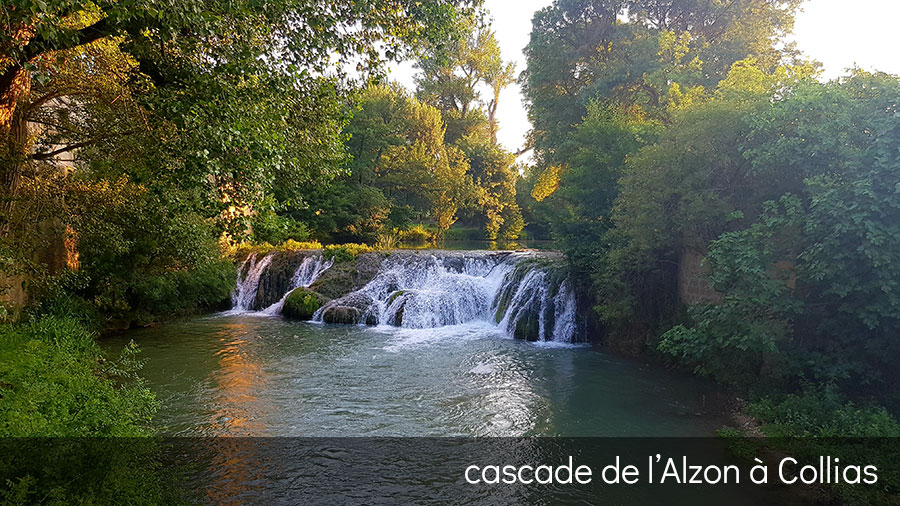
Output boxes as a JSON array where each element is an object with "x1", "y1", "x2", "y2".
[{"x1": 391, "y1": 0, "x2": 900, "y2": 155}]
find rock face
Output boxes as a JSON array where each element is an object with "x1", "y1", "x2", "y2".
[
  {"x1": 232, "y1": 250, "x2": 333, "y2": 312},
  {"x1": 253, "y1": 251, "x2": 311, "y2": 309},
  {"x1": 309, "y1": 252, "x2": 384, "y2": 300}
]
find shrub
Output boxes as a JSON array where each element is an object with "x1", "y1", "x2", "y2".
[
  {"x1": 0, "y1": 315, "x2": 157, "y2": 436},
  {"x1": 375, "y1": 229, "x2": 400, "y2": 250},
  {"x1": 229, "y1": 240, "x2": 323, "y2": 261},
  {"x1": 129, "y1": 259, "x2": 236, "y2": 321},
  {"x1": 749, "y1": 386, "x2": 900, "y2": 438},
  {"x1": 281, "y1": 239, "x2": 323, "y2": 251},
  {"x1": 324, "y1": 243, "x2": 374, "y2": 263},
  {"x1": 398, "y1": 224, "x2": 434, "y2": 244},
  {"x1": 443, "y1": 226, "x2": 483, "y2": 241},
  {"x1": 748, "y1": 387, "x2": 900, "y2": 506},
  {"x1": 251, "y1": 210, "x2": 311, "y2": 245}
]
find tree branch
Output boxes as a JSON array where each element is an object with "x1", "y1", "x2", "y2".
[
  {"x1": 30, "y1": 129, "x2": 138, "y2": 161},
  {"x1": 24, "y1": 18, "x2": 115, "y2": 62}
]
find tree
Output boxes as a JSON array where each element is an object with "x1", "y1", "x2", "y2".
[
  {"x1": 295, "y1": 84, "x2": 476, "y2": 241},
  {"x1": 0, "y1": 0, "x2": 477, "y2": 237},
  {"x1": 522, "y1": 0, "x2": 801, "y2": 167},
  {"x1": 642, "y1": 72, "x2": 900, "y2": 399},
  {"x1": 414, "y1": 21, "x2": 523, "y2": 240}
]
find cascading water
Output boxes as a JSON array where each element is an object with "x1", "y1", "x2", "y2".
[
  {"x1": 261, "y1": 255, "x2": 334, "y2": 315},
  {"x1": 310, "y1": 251, "x2": 583, "y2": 343},
  {"x1": 231, "y1": 252, "x2": 275, "y2": 311},
  {"x1": 230, "y1": 251, "x2": 331, "y2": 314}
]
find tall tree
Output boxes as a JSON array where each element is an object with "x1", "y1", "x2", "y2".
[
  {"x1": 522, "y1": 0, "x2": 801, "y2": 167},
  {"x1": 0, "y1": 0, "x2": 476, "y2": 236},
  {"x1": 414, "y1": 22, "x2": 523, "y2": 240}
]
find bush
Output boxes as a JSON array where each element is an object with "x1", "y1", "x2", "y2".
[
  {"x1": 750, "y1": 386, "x2": 900, "y2": 438},
  {"x1": 324, "y1": 243, "x2": 374, "y2": 263},
  {"x1": 748, "y1": 387, "x2": 900, "y2": 506},
  {"x1": 398, "y1": 224, "x2": 434, "y2": 244},
  {"x1": 375, "y1": 229, "x2": 400, "y2": 250},
  {"x1": 281, "y1": 239, "x2": 323, "y2": 251},
  {"x1": 282, "y1": 288, "x2": 328, "y2": 320},
  {"x1": 0, "y1": 315, "x2": 157, "y2": 436},
  {"x1": 251, "y1": 210, "x2": 311, "y2": 245},
  {"x1": 443, "y1": 226, "x2": 483, "y2": 241},
  {"x1": 128, "y1": 260, "x2": 236, "y2": 322},
  {"x1": 230, "y1": 240, "x2": 323, "y2": 262}
]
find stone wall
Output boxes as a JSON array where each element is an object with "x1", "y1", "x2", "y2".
[{"x1": 677, "y1": 248, "x2": 722, "y2": 304}]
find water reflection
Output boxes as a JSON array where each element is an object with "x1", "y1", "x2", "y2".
[
  {"x1": 207, "y1": 322, "x2": 270, "y2": 435},
  {"x1": 103, "y1": 315, "x2": 726, "y2": 437}
]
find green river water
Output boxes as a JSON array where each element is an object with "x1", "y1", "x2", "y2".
[{"x1": 103, "y1": 314, "x2": 727, "y2": 437}]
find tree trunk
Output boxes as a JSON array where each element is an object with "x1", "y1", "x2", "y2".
[
  {"x1": 0, "y1": 65, "x2": 31, "y2": 236},
  {"x1": 488, "y1": 92, "x2": 500, "y2": 143}
]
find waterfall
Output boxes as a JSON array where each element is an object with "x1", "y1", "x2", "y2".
[
  {"x1": 261, "y1": 256, "x2": 334, "y2": 315},
  {"x1": 229, "y1": 249, "x2": 582, "y2": 342},
  {"x1": 310, "y1": 251, "x2": 583, "y2": 343},
  {"x1": 231, "y1": 252, "x2": 275, "y2": 311},
  {"x1": 229, "y1": 251, "x2": 331, "y2": 314}
]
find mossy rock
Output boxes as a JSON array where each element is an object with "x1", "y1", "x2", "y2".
[
  {"x1": 282, "y1": 288, "x2": 329, "y2": 321},
  {"x1": 513, "y1": 312, "x2": 540, "y2": 341},
  {"x1": 319, "y1": 292, "x2": 376, "y2": 325},
  {"x1": 386, "y1": 290, "x2": 408, "y2": 305},
  {"x1": 309, "y1": 252, "x2": 383, "y2": 300}
]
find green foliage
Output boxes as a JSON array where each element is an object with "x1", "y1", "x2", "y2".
[
  {"x1": 0, "y1": 315, "x2": 157, "y2": 436},
  {"x1": 523, "y1": 0, "x2": 801, "y2": 168},
  {"x1": 297, "y1": 84, "x2": 479, "y2": 241},
  {"x1": 251, "y1": 209, "x2": 311, "y2": 245},
  {"x1": 324, "y1": 243, "x2": 374, "y2": 263},
  {"x1": 399, "y1": 224, "x2": 435, "y2": 244},
  {"x1": 375, "y1": 230, "x2": 401, "y2": 250},
  {"x1": 230, "y1": 239, "x2": 323, "y2": 262},
  {"x1": 750, "y1": 387, "x2": 900, "y2": 438},
  {"x1": 282, "y1": 288, "x2": 326, "y2": 321},
  {"x1": 653, "y1": 74, "x2": 900, "y2": 398},
  {"x1": 747, "y1": 387, "x2": 900, "y2": 506},
  {"x1": 128, "y1": 259, "x2": 235, "y2": 322},
  {"x1": 657, "y1": 196, "x2": 804, "y2": 387}
]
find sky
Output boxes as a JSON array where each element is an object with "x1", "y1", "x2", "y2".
[{"x1": 391, "y1": 0, "x2": 900, "y2": 155}]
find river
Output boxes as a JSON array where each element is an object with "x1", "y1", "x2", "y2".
[
  {"x1": 102, "y1": 314, "x2": 726, "y2": 437},
  {"x1": 97, "y1": 250, "x2": 799, "y2": 504}
]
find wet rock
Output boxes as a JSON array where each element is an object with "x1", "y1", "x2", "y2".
[
  {"x1": 253, "y1": 250, "x2": 321, "y2": 310},
  {"x1": 309, "y1": 252, "x2": 384, "y2": 300},
  {"x1": 322, "y1": 305, "x2": 363, "y2": 324},
  {"x1": 320, "y1": 292, "x2": 376, "y2": 325},
  {"x1": 282, "y1": 288, "x2": 329, "y2": 321}
]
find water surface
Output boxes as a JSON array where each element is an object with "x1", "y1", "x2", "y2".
[{"x1": 104, "y1": 315, "x2": 726, "y2": 437}]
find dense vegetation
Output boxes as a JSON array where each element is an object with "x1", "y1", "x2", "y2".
[
  {"x1": 517, "y1": 0, "x2": 900, "y2": 443},
  {"x1": 0, "y1": 0, "x2": 478, "y2": 444}
]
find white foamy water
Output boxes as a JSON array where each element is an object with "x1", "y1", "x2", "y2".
[
  {"x1": 228, "y1": 251, "x2": 332, "y2": 315},
  {"x1": 307, "y1": 251, "x2": 582, "y2": 343},
  {"x1": 230, "y1": 252, "x2": 275, "y2": 312},
  {"x1": 261, "y1": 255, "x2": 334, "y2": 315}
]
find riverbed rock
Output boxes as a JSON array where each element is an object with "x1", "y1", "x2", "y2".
[
  {"x1": 321, "y1": 292, "x2": 376, "y2": 325},
  {"x1": 282, "y1": 288, "x2": 329, "y2": 321}
]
